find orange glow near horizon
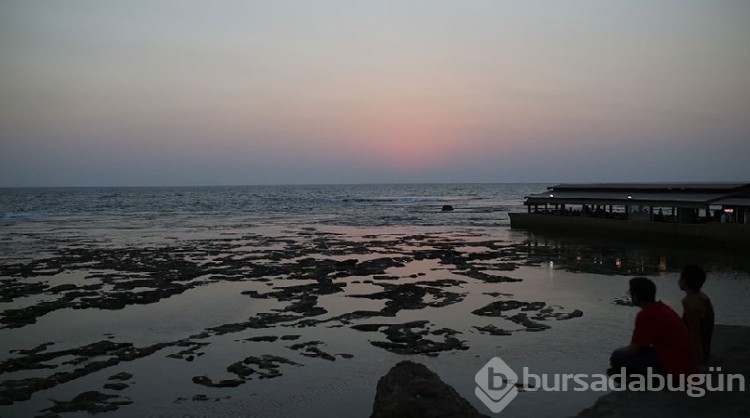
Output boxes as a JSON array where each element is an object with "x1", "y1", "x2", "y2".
[{"x1": 353, "y1": 106, "x2": 467, "y2": 169}]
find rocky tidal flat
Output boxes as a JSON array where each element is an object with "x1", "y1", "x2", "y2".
[
  {"x1": 0, "y1": 227, "x2": 593, "y2": 415},
  {"x1": 5, "y1": 224, "x2": 746, "y2": 417}
]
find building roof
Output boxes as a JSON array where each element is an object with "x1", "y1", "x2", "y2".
[
  {"x1": 524, "y1": 183, "x2": 750, "y2": 208},
  {"x1": 549, "y1": 183, "x2": 750, "y2": 192},
  {"x1": 712, "y1": 195, "x2": 750, "y2": 208}
]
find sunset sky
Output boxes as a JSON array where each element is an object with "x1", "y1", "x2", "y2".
[{"x1": 1, "y1": 1, "x2": 748, "y2": 186}]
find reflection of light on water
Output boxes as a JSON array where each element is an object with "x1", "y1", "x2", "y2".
[
  {"x1": 659, "y1": 256, "x2": 668, "y2": 272},
  {"x1": 615, "y1": 258, "x2": 622, "y2": 268},
  {"x1": 548, "y1": 260, "x2": 555, "y2": 280},
  {"x1": 575, "y1": 255, "x2": 582, "y2": 261}
]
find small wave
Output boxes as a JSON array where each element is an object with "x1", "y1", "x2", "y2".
[
  {"x1": 344, "y1": 198, "x2": 397, "y2": 203},
  {"x1": 343, "y1": 197, "x2": 445, "y2": 205},
  {"x1": 1, "y1": 212, "x2": 52, "y2": 220}
]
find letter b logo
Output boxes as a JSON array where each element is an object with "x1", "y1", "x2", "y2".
[{"x1": 475, "y1": 357, "x2": 518, "y2": 413}]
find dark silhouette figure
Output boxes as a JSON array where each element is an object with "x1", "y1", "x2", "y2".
[
  {"x1": 679, "y1": 265, "x2": 715, "y2": 367},
  {"x1": 610, "y1": 277, "x2": 698, "y2": 376}
]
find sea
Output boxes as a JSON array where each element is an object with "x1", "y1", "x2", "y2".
[
  {"x1": 1, "y1": 184, "x2": 748, "y2": 417},
  {"x1": 0, "y1": 183, "x2": 537, "y2": 226}
]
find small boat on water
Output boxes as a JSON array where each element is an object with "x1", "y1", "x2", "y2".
[{"x1": 509, "y1": 183, "x2": 750, "y2": 248}]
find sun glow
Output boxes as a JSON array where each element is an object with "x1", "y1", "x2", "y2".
[{"x1": 351, "y1": 103, "x2": 469, "y2": 170}]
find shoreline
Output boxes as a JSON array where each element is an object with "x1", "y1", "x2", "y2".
[{"x1": 575, "y1": 324, "x2": 750, "y2": 417}]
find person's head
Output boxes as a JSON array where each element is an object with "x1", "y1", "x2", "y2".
[
  {"x1": 679, "y1": 265, "x2": 706, "y2": 293},
  {"x1": 629, "y1": 277, "x2": 656, "y2": 307}
]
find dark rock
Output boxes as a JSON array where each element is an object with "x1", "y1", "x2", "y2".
[
  {"x1": 207, "y1": 313, "x2": 301, "y2": 335},
  {"x1": 458, "y1": 270, "x2": 522, "y2": 283},
  {"x1": 327, "y1": 310, "x2": 395, "y2": 325},
  {"x1": 277, "y1": 295, "x2": 327, "y2": 316},
  {"x1": 522, "y1": 301, "x2": 546, "y2": 311},
  {"x1": 300, "y1": 346, "x2": 336, "y2": 361},
  {"x1": 473, "y1": 325, "x2": 512, "y2": 336},
  {"x1": 507, "y1": 313, "x2": 550, "y2": 331},
  {"x1": 441, "y1": 205, "x2": 454, "y2": 212},
  {"x1": 245, "y1": 336, "x2": 279, "y2": 342},
  {"x1": 471, "y1": 300, "x2": 529, "y2": 316},
  {"x1": 0, "y1": 280, "x2": 47, "y2": 303},
  {"x1": 350, "y1": 283, "x2": 465, "y2": 315},
  {"x1": 240, "y1": 290, "x2": 269, "y2": 299},
  {"x1": 370, "y1": 361, "x2": 488, "y2": 418},
  {"x1": 42, "y1": 391, "x2": 132, "y2": 414},
  {"x1": 412, "y1": 279, "x2": 466, "y2": 288},
  {"x1": 287, "y1": 341, "x2": 337, "y2": 361},
  {"x1": 373, "y1": 275, "x2": 400, "y2": 281},
  {"x1": 482, "y1": 292, "x2": 513, "y2": 298},
  {"x1": 11, "y1": 342, "x2": 55, "y2": 355},
  {"x1": 166, "y1": 341, "x2": 209, "y2": 361},
  {"x1": 191, "y1": 376, "x2": 245, "y2": 388},
  {"x1": 226, "y1": 354, "x2": 301, "y2": 380},
  {"x1": 430, "y1": 328, "x2": 461, "y2": 336},
  {"x1": 103, "y1": 383, "x2": 128, "y2": 391},
  {"x1": 351, "y1": 323, "x2": 386, "y2": 332},
  {"x1": 556, "y1": 309, "x2": 584, "y2": 320},
  {"x1": 226, "y1": 362, "x2": 255, "y2": 379},
  {"x1": 0, "y1": 341, "x2": 169, "y2": 405},
  {"x1": 46, "y1": 284, "x2": 79, "y2": 293},
  {"x1": 353, "y1": 321, "x2": 468, "y2": 355},
  {"x1": 471, "y1": 300, "x2": 581, "y2": 332},
  {"x1": 279, "y1": 335, "x2": 301, "y2": 340}
]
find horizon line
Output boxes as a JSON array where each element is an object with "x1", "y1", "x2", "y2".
[{"x1": 2, "y1": 180, "x2": 749, "y2": 189}]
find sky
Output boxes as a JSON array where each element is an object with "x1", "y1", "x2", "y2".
[{"x1": 1, "y1": 1, "x2": 749, "y2": 187}]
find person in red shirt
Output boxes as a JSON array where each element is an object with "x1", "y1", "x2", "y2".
[{"x1": 610, "y1": 277, "x2": 698, "y2": 377}]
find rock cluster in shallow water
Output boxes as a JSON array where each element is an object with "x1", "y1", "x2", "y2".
[{"x1": 0, "y1": 230, "x2": 593, "y2": 415}]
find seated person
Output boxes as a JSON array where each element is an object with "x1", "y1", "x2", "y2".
[
  {"x1": 679, "y1": 265, "x2": 715, "y2": 367},
  {"x1": 610, "y1": 277, "x2": 697, "y2": 376}
]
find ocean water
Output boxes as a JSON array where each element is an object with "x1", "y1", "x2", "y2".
[
  {"x1": 1, "y1": 184, "x2": 748, "y2": 417},
  {"x1": 0, "y1": 183, "x2": 541, "y2": 226},
  {"x1": 0, "y1": 184, "x2": 539, "y2": 259}
]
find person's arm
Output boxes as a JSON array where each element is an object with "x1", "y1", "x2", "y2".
[
  {"x1": 682, "y1": 298, "x2": 704, "y2": 363},
  {"x1": 618, "y1": 311, "x2": 655, "y2": 354}
]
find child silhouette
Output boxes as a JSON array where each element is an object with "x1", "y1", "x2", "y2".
[{"x1": 679, "y1": 265, "x2": 715, "y2": 367}]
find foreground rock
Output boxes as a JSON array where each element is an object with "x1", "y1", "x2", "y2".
[{"x1": 371, "y1": 361, "x2": 488, "y2": 418}]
